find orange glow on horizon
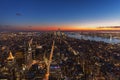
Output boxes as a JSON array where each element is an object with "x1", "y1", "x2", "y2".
[
  {"x1": 17, "y1": 25, "x2": 98, "y2": 31},
  {"x1": 10, "y1": 25, "x2": 120, "y2": 31}
]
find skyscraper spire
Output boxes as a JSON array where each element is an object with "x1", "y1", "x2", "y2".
[
  {"x1": 7, "y1": 51, "x2": 14, "y2": 60},
  {"x1": 28, "y1": 38, "x2": 33, "y2": 51},
  {"x1": 29, "y1": 38, "x2": 33, "y2": 45}
]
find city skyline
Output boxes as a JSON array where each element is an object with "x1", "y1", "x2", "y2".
[{"x1": 0, "y1": 0, "x2": 120, "y2": 31}]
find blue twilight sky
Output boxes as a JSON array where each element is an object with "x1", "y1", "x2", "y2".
[{"x1": 0, "y1": 0, "x2": 120, "y2": 28}]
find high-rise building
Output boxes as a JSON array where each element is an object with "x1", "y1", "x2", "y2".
[
  {"x1": 7, "y1": 51, "x2": 15, "y2": 66},
  {"x1": 25, "y1": 39, "x2": 33, "y2": 70}
]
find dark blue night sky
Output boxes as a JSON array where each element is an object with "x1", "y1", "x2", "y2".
[{"x1": 0, "y1": 0, "x2": 120, "y2": 30}]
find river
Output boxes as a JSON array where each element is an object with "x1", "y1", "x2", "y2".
[{"x1": 67, "y1": 33, "x2": 120, "y2": 44}]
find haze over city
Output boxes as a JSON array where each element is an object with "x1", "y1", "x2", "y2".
[{"x1": 1, "y1": 0, "x2": 120, "y2": 31}]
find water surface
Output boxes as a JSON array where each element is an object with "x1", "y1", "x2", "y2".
[{"x1": 67, "y1": 33, "x2": 120, "y2": 44}]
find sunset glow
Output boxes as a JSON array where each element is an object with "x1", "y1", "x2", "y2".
[
  {"x1": 0, "y1": 0, "x2": 120, "y2": 31},
  {"x1": 5, "y1": 25, "x2": 120, "y2": 31}
]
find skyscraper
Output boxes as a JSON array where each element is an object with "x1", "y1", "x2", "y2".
[{"x1": 25, "y1": 39, "x2": 33, "y2": 70}]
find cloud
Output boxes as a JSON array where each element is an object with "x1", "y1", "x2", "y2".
[
  {"x1": 4, "y1": 25, "x2": 13, "y2": 27},
  {"x1": 98, "y1": 26, "x2": 120, "y2": 28},
  {"x1": 16, "y1": 13, "x2": 22, "y2": 16},
  {"x1": 0, "y1": 25, "x2": 17, "y2": 31},
  {"x1": 109, "y1": 26, "x2": 120, "y2": 28}
]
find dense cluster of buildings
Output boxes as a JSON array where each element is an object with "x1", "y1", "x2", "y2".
[{"x1": 0, "y1": 31, "x2": 119, "y2": 80}]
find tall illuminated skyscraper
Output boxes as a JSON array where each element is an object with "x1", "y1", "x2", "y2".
[
  {"x1": 7, "y1": 51, "x2": 15, "y2": 66},
  {"x1": 25, "y1": 39, "x2": 33, "y2": 69}
]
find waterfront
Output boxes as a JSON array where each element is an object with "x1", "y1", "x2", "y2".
[
  {"x1": 67, "y1": 32, "x2": 120, "y2": 44},
  {"x1": 0, "y1": 31, "x2": 119, "y2": 80},
  {"x1": 1, "y1": 0, "x2": 120, "y2": 79}
]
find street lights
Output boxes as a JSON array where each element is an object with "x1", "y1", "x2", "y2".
[{"x1": 44, "y1": 40, "x2": 55, "y2": 80}]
